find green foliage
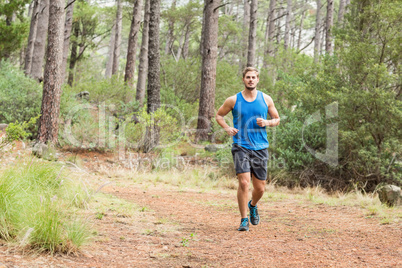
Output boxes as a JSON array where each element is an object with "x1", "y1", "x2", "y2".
[
  {"x1": 123, "y1": 107, "x2": 181, "y2": 150},
  {"x1": 65, "y1": 76, "x2": 134, "y2": 109},
  {"x1": 271, "y1": 110, "x2": 315, "y2": 171},
  {"x1": 215, "y1": 61, "x2": 243, "y2": 109},
  {"x1": 0, "y1": 0, "x2": 30, "y2": 59},
  {"x1": 2, "y1": 115, "x2": 39, "y2": 147},
  {"x1": 59, "y1": 103, "x2": 104, "y2": 149},
  {"x1": 0, "y1": 160, "x2": 90, "y2": 253},
  {"x1": 59, "y1": 76, "x2": 135, "y2": 149},
  {"x1": 214, "y1": 144, "x2": 235, "y2": 177},
  {"x1": 160, "y1": 57, "x2": 200, "y2": 123},
  {"x1": 161, "y1": 0, "x2": 202, "y2": 59},
  {"x1": 160, "y1": 56, "x2": 201, "y2": 104},
  {"x1": 0, "y1": 61, "x2": 42, "y2": 124}
]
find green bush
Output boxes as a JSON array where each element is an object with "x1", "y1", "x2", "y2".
[
  {"x1": 0, "y1": 115, "x2": 40, "y2": 150},
  {"x1": 59, "y1": 104, "x2": 103, "y2": 149},
  {"x1": 123, "y1": 107, "x2": 181, "y2": 151},
  {"x1": 63, "y1": 76, "x2": 134, "y2": 113},
  {"x1": 0, "y1": 61, "x2": 42, "y2": 124},
  {"x1": 0, "y1": 160, "x2": 90, "y2": 253},
  {"x1": 160, "y1": 56, "x2": 201, "y2": 105}
]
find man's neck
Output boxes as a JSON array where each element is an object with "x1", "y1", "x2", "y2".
[{"x1": 242, "y1": 88, "x2": 257, "y2": 96}]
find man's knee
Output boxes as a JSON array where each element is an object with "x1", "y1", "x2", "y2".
[
  {"x1": 238, "y1": 173, "x2": 250, "y2": 190},
  {"x1": 254, "y1": 185, "x2": 265, "y2": 195},
  {"x1": 252, "y1": 177, "x2": 266, "y2": 194}
]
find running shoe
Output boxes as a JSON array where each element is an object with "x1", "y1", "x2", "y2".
[
  {"x1": 237, "y1": 218, "x2": 249, "y2": 231},
  {"x1": 248, "y1": 200, "x2": 260, "y2": 225}
]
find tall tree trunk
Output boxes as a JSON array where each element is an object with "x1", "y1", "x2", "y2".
[
  {"x1": 240, "y1": 0, "x2": 250, "y2": 70},
  {"x1": 24, "y1": 0, "x2": 41, "y2": 76},
  {"x1": 325, "y1": 0, "x2": 334, "y2": 54},
  {"x1": 196, "y1": 0, "x2": 221, "y2": 142},
  {"x1": 313, "y1": 0, "x2": 321, "y2": 62},
  {"x1": 264, "y1": 0, "x2": 276, "y2": 67},
  {"x1": 297, "y1": 1, "x2": 307, "y2": 50},
  {"x1": 105, "y1": 22, "x2": 116, "y2": 78},
  {"x1": 164, "y1": 0, "x2": 176, "y2": 55},
  {"x1": 37, "y1": 0, "x2": 65, "y2": 144},
  {"x1": 28, "y1": 1, "x2": 34, "y2": 17},
  {"x1": 320, "y1": 17, "x2": 325, "y2": 55},
  {"x1": 337, "y1": 0, "x2": 346, "y2": 26},
  {"x1": 67, "y1": 21, "x2": 79, "y2": 86},
  {"x1": 31, "y1": 0, "x2": 49, "y2": 82},
  {"x1": 136, "y1": 0, "x2": 150, "y2": 106},
  {"x1": 290, "y1": 11, "x2": 296, "y2": 49},
  {"x1": 247, "y1": 0, "x2": 258, "y2": 67},
  {"x1": 276, "y1": 0, "x2": 285, "y2": 45},
  {"x1": 61, "y1": 0, "x2": 75, "y2": 83},
  {"x1": 283, "y1": 0, "x2": 292, "y2": 50},
  {"x1": 175, "y1": 29, "x2": 186, "y2": 61},
  {"x1": 124, "y1": 0, "x2": 143, "y2": 87},
  {"x1": 182, "y1": 22, "x2": 192, "y2": 59},
  {"x1": 112, "y1": 0, "x2": 123, "y2": 76},
  {"x1": 143, "y1": 0, "x2": 161, "y2": 152}
]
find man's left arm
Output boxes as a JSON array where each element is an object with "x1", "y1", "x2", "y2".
[{"x1": 256, "y1": 94, "x2": 280, "y2": 127}]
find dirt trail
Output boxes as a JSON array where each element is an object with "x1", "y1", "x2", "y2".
[
  {"x1": 1, "y1": 180, "x2": 401, "y2": 267},
  {"x1": 0, "y1": 148, "x2": 401, "y2": 267}
]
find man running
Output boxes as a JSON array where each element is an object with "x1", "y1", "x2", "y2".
[{"x1": 215, "y1": 67, "x2": 280, "y2": 231}]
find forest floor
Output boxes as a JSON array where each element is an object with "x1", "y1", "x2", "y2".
[{"x1": 0, "y1": 141, "x2": 401, "y2": 267}]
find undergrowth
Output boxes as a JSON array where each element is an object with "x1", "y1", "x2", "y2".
[{"x1": 0, "y1": 159, "x2": 91, "y2": 254}]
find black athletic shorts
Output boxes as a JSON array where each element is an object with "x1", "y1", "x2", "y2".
[{"x1": 231, "y1": 144, "x2": 268, "y2": 181}]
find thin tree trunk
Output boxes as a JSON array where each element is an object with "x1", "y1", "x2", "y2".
[
  {"x1": 24, "y1": 0, "x2": 41, "y2": 76},
  {"x1": 196, "y1": 0, "x2": 221, "y2": 142},
  {"x1": 143, "y1": 0, "x2": 161, "y2": 152},
  {"x1": 112, "y1": 0, "x2": 123, "y2": 76},
  {"x1": 247, "y1": 0, "x2": 258, "y2": 67},
  {"x1": 297, "y1": 1, "x2": 307, "y2": 50},
  {"x1": 176, "y1": 29, "x2": 186, "y2": 61},
  {"x1": 136, "y1": 0, "x2": 150, "y2": 106},
  {"x1": 164, "y1": 0, "x2": 176, "y2": 55},
  {"x1": 337, "y1": 0, "x2": 346, "y2": 26},
  {"x1": 313, "y1": 0, "x2": 321, "y2": 62},
  {"x1": 37, "y1": 0, "x2": 65, "y2": 144},
  {"x1": 240, "y1": 0, "x2": 250, "y2": 70},
  {"x1": 125, "y1": 0, "x2": 143, "y2": 87},
  {"x1": 67, "y1": 21, "x2": 79, "y2": 86},
  {"x1": 182, "y1": 22, "x2": 192, "y2": 59},
  {"x1": 61, "y1": 0, "x2": 75, "y2": 83},
  {"x1": 276, "y1": 0, "x2": 285, "y2": 45},
  {"x1": 264, "y1": 0, "x2": 276, "y2": 66},
  {"x1": 284, "y1": 0, "x2": 292, "y2": 50},
  {"x1": 28, "y1": 1, "x2": 34, "y2": 17},
  {"x1": 30, "y1": 0, "x2": 49, "y2": 82},
  {"x1": 264, "y1": 7, "x2": 269, "y2": 46},
  {"x1": 325, "y1": 0, "x2": 334, "y2": 54},
  {"x1": 105, "y1": 23, "x2": 116, "y2": 78},
  {"x1": 320, "y1": 17, "x2": 325, "y2": 55},
  {"x1": 290, "y1": 11, "x2": 296, "y2": 49}
]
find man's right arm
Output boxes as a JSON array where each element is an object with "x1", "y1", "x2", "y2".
[{"x1": 215, "y1": 96, "x2": 239, "y2": 136}]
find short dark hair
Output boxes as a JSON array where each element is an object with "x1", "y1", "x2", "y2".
[{"x1": 242, "y1": 67, "x2": 259, "y2": 78}]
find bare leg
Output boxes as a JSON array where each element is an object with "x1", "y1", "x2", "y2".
[
  {"x1": 250, "y1": 174, "x2": 266, "y2": 206},
  {"x1": 237, "y1": 172, "x2": 251, "y2": 218}
]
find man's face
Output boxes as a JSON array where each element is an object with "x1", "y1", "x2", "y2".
[{"x1": 243, "y1": 71, "x2": 259, "y2": 91}]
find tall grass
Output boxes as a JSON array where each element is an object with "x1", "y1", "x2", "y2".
[{"x1": 0, "y1": 159, "x2": 91, "y2": 253}]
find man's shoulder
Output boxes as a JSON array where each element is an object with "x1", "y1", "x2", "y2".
[
  {"x1": 260, "y1": 92, "x2": 273, "y2": 105},
  {"x1": 225, "y1": 94, "x2": 237, "y2": 107}
]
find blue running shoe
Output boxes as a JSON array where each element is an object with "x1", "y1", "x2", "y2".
[
  {"x1": 238, "y1": 218, "x2": 249, "y2": 231},
  {"x1": 248, "y1": 200, "x2": 260, "y2": 225}
]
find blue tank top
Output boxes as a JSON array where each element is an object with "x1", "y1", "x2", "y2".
[{"x1": 232, "y1": 91, "x2": 269, "y2": 150}]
